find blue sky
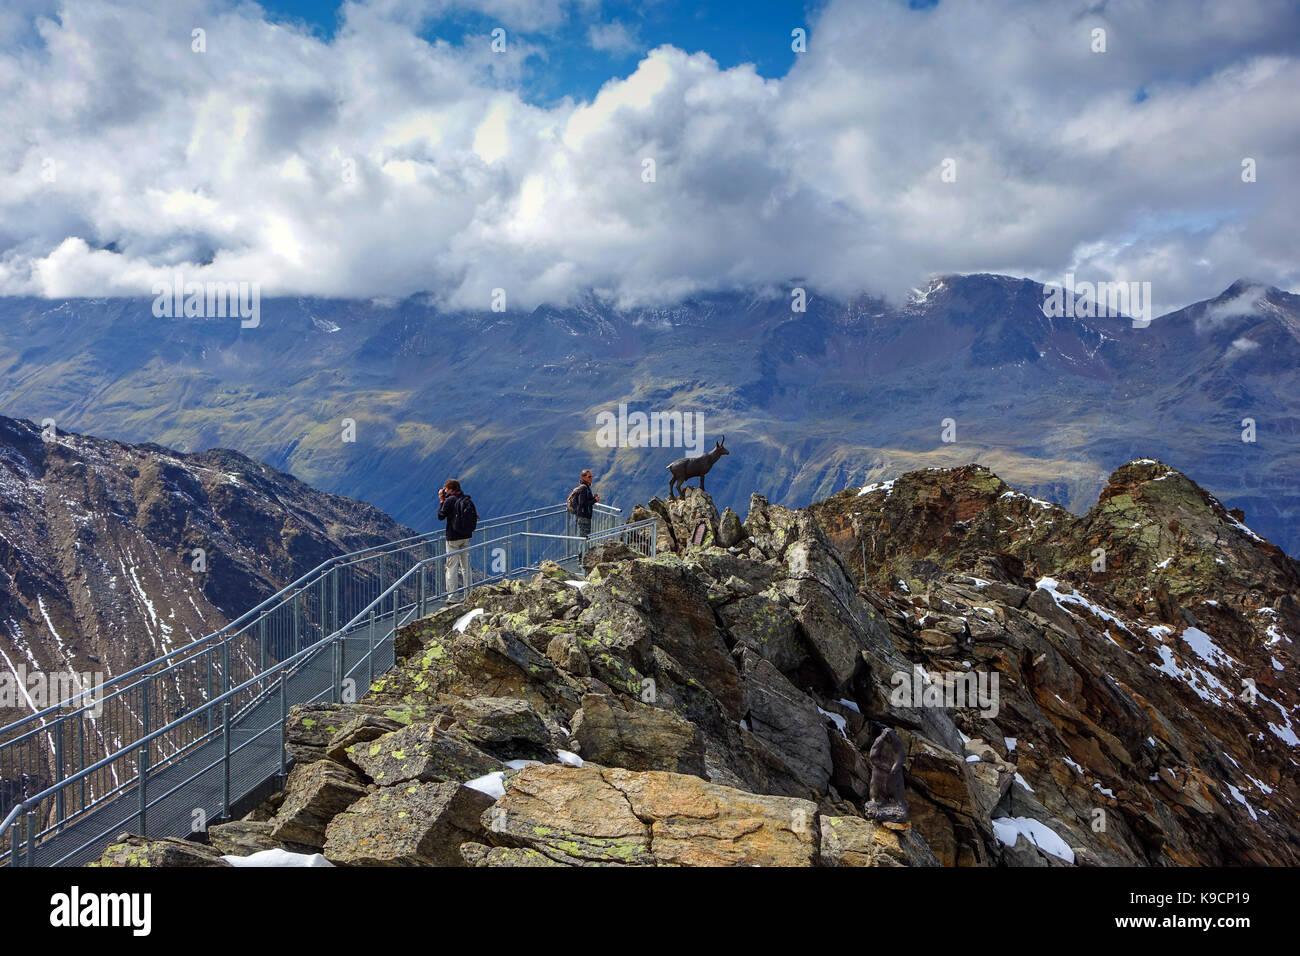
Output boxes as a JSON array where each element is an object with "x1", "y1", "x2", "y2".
[{"x1": 258, "y1": 0, "x2": 828, "y2": 103}]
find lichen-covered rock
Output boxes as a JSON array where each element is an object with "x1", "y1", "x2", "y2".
[
  {"x1": 571, "y1": 693, "x2": 706, "y2": 776},
  {"x1": 207, "y1": 820, "x2": 315, "y2": 857},
  {"x1": 346, "y1": 721, "x2": 504, "y2": 787},
  {"x1": 324, "y1": 782, "x2": 493, "y2": 866},
  {"x1": 450, "y1": 697, "x2": 554, "y2": 759},
  {"x1": 325, "y1": 712, "x2": 407, "y2": 764},
  {"x1": 460, "y1": 843, "x2": 567, "y2": 867},
  {"x1": 718, "y1": 507, "x2": 746, "y2": 548},
  {"x1": 270, "y1": 759, "x2": 368, "y2": 849},
  {"x1": 91, "y1": 834, "x2": 231, "y2": 868},
  {"x1": 481, "y1": 764, "x2": 822, "y2": 867}
]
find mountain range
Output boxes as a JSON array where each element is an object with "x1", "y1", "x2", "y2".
[
  {"x1": 0, "y1": 415, "x2": 410, "y2": 740},
  {"x1": 0, "y1": 274, "x2": 1296, "y2": 555}
]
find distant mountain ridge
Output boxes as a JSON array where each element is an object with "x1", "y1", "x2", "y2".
[
  {"x1": 0, "y1": 416, "x2": 411, "y2": 748},
  {"x1": 0, "y1": 273, "x2": 1295, "y2": 554}
]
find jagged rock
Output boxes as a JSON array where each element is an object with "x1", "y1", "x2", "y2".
[
  {"x1": 460, "y1": 843, "x2": 566, "y2": 867},
  {"x1": 345, "y1": 721, "x2": 504, "y2": 787},
  {"x1": 482, "y1": 764, "x2": 821, "y2": 866},
  {"x1": 827, "y1": 727, "x2": 873, "y2": 802},
  {"x1": 718, "y1": 507, "x2": 746, "y2": 548},
  {"x1": 718, "y1": 593, "x2": 806, "y2": 673},
  {"x1": 286, "y1": 702, "x2": 414, "y2": 766},
  {"x1": 299, "y1": 462, "x2": 1300, "y2": 867},
  {"x1": 450, "y1": 697, "x2": 554, "y2": 759},
  {"x1": 323, "y1": 782, "x2": 494, "y2": 866},
  {"x1": 571, "y1": 693, "x2": 707, "y2": 776},
  {"x1": 544, "y1": 632, "x2": 591, "y2": 677},
  {"x1": 325, "y1": 713, "x2": 407, "y2": 764},
  {"x1": 580, "y1": 555, "x2": 743, "y2": 718},
  {"x1": 735, "y1": 647, "x2": 833, "y2": 797},
  {"x1": 582, "y1": 540, "x2": 640, "y2": 573},
  {"x1": 207, "y1": 820, "x2": 315, "y2": 857},
  {"x1": 818, "y1": 815, "x2": 940, "y2": 867},
  {"x1": 92, "y1": 834, "x2": 231, "y2": 868},
  {"x1": 270, "y1": 760, "x2": 369, "y2": 849},
  {"x1": 646, "y1": 488, "x2": 722, "y2": 552}
]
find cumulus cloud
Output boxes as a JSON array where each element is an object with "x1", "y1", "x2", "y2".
[
  {"x1": 588, "y1": 20, "x2": 638, "y2": 54},
  {"x1": 1, "y1": 0, "x2": 1299, "y2": 312}
]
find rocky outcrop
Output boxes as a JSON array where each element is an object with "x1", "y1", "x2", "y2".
[
  {"x1": 91, "y1": 834, "x2": 231, "y2": 868},
  {"x1": 812, "y1": 460, "x2": 1300, "y2": 866},
  {"x1": 324, "y1": 782, "x2": 494, "y2": 866},
  {"x1": 96, "y1": 463, "x2": 1299, "y2": 868}
]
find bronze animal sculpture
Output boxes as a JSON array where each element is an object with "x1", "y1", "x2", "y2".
[
  {"x1": 667, "y1": 437, "x2": 729, "y2": 499},
  {"x1": 864, "y1": 726, "x2": 909, "y2": 823}
]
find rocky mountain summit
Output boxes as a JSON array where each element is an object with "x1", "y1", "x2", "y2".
[
  {"x1": 0, "y1": 415, "x2": 411, "y2": 735},
  {"x1": 99, "y1": 459, "x2": 1298, "y2": 867}
]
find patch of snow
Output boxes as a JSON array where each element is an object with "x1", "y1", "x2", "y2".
[
  {"x1": 556, "y1": 750, "x2": 583, "y2": 767},
  {"x1": 223, "y1": 849, "x2": 333, "y2": 867},
  {"x1": 564, "y1": 579, "x2": 588, "y2": 590},
  {"x1": 857, "y1": 479, "x2": 896, "y2": 497},
  {"x1": 1004, "y1": 737, "x2": 1017, "y2": 752},
  {"x1": 1226, "y1": 784, "x2": 1259, "y2": 821},
  {"x1": 1014, "y1": 772, "x2": 1034, "y2": 792},
  {"x1": 465, "y1": 771, "x2": 506, "y2": 799},
  {"x1": 1180, "y1": 626, "x2": 1237, "y2": 672},
  {"x1": 452, "y1": 608, "x2": 484, "y2": 633},
  {"x1": 506, "y1": 759, "x2": 543, "y2": 770},
  {"x1": 1036, "y1": 577, "x2": 1132, "y2": 635},
  {"x1": 818, "y1": 707, "x2": 849, "y2": 739},
  {"x1": 836, "y1": 698, "x2": 861, "y2": 714},
  {"x1": 991, "y1": 817, "x2": 1075, "y2": 864}
]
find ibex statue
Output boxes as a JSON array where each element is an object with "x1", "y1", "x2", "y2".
[{"x1": 667, "y1": 437, "x2": 729, "y2": 499}]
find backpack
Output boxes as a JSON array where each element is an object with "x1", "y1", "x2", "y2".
[
  {"x1": 461, "y1": 496, "x2": 479, "y2": 535},
  {"x1": 566, "y1": 485, "x2": 582, "y2": 514}
]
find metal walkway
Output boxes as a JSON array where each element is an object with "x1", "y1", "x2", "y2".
[{"x1": 0, "y1": 503, "x2": 656, "y2": 866}]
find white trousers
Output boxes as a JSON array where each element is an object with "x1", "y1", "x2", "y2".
[{"x1": 445, "y1": 538, "x2": 471, "y2": 595}]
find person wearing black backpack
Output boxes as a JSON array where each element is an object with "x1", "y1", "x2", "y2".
[
  {"x1": 566, "y1": 469, "x2": 600, "y2": 538},
  {"x1": 437, "y1": 478, "x2": 478, "y2": 603}
]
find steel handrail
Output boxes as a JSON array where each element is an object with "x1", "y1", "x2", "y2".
[
  {"x1": 0, "y1": 501, "x2": 622, "y2": 731},
  {"x1": 1, "y1": 510, "x2": 649, "y2": 863}
]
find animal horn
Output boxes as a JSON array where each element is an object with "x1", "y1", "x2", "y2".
[{"x1": 718, "y1": 435, "x2": 725, "y2": 445}]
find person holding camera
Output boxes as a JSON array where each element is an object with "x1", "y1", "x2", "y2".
[{"x1": 437, "y1": 478, "x2": 478, "y2": 603}]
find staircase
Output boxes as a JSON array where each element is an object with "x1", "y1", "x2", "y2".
[{"x1": 0, "y1": 502, "x2": 656, "y2": 866}]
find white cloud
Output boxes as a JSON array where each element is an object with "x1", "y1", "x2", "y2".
[
  {"x1": 1, "y1": 0, "x2": 1298, "y2": 311},
  {"x1": 588, "y1": 20, "x2": 638, "y2": 54}
]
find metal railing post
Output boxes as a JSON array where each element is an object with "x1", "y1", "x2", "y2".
[
  {"x1": 206, "y1": 647, "x2": 214, "y2": 731},
  {"x1": 222, "y1": 702, "x2": 231, "y2": 819},
  {"x1": 418, "y1": 563, "x2": 426, "y2": 617},
  {"x1": 260, "y1": 616, "x2": 267, "y2": 671},
  {"x1": 525, "y1": 518, "x2": 532, "y2": 569},
  {"x1": 368, "y1": 608, "x2": 375, "y2": 687},
  {"x1": 77, "y1": 719, "x2": 86, "y2": 813},
  {"x1": 279, "y1": 674, "x2": 288, "y2": 777},
  {"x1": 25, "y1": 811, "x2": 35, "y2": 867},
  {"x1": 53, "y1": 723, "x2": 65, "y2": 828},
  {"x1": 136, "y1": 747, "x2": 148, "y2": 834},
  {"x1": 331, "y1": 637, "x2": 341, "y2": 704}
]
